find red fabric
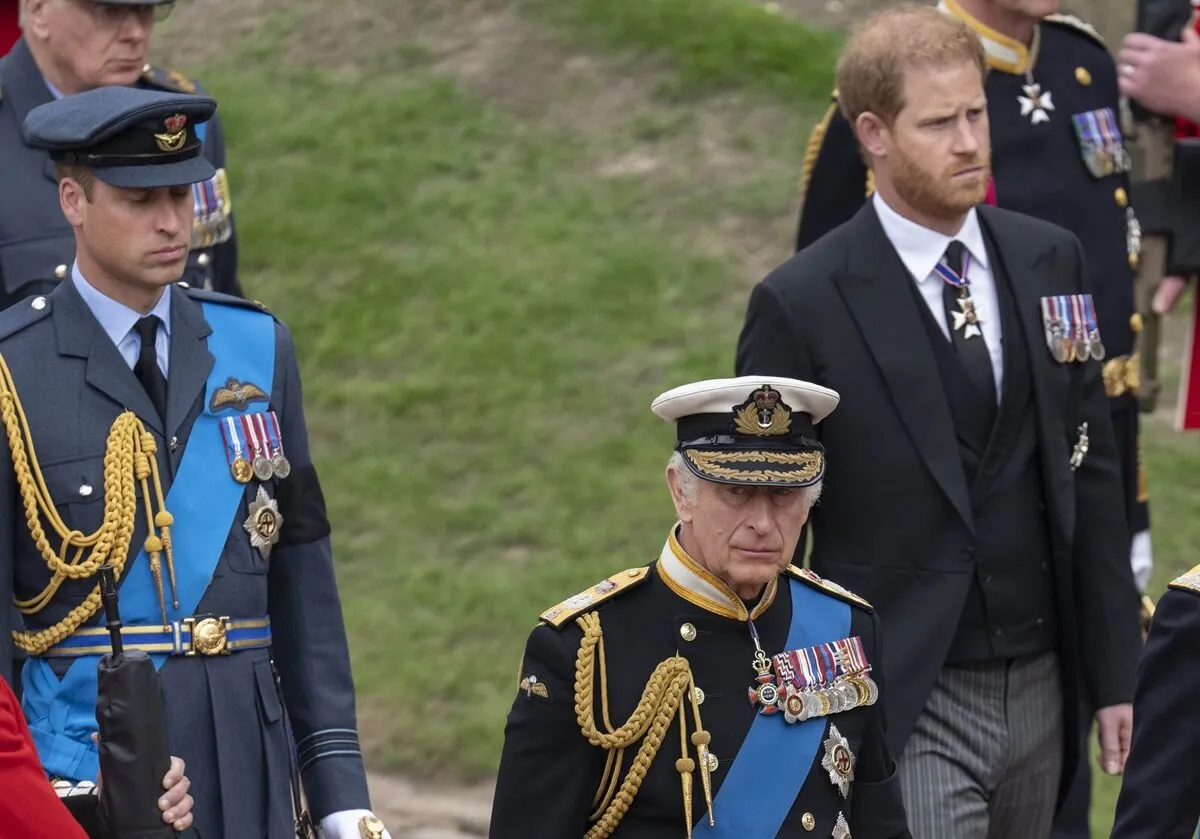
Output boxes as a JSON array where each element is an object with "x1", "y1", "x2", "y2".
[
  {"x1": 1179, "y1": 299, "x2": 1200, "y2": 430},
  {"x1": 0, "y1": 677, "x2": 89, "y2": 839},
  {"x1": 1177, "y1": 13, "x2": 1200, "y2": 139},
  {"x1": 985, "y1": 177, "x2": 997, "y2": 206},
  {"x1": 0, "y1": 0, "x2": 18, "y2": 56}
]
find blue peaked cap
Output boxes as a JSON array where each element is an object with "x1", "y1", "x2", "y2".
[{"x1": 23, "y1": 86, "x2": 217, "y2": 188}]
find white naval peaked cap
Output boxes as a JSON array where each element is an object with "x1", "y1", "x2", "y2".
[
  {"x1": 651, "y1": 376, "x2": 840, "y2": 427},
  {"x1": 651, "y1": 376, "x2": 840, "y2": 488}
]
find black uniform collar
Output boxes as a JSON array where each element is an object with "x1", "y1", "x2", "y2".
[
  {"x1": 939, "y1": 0, "x2": 1041, "y2": 75},
  {"x1": 657, "y1": 525, "x2": 779, "y2": 621}
]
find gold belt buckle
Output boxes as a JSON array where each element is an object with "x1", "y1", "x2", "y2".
[{"x1": 183, "y1": 616, "x2": 232, "y2": 656}]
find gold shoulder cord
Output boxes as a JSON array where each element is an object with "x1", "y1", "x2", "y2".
[
  {"x1": 573, "y1": 612, "x2": 714, "y2": 839},
  {"x1": 0, "y1": 354, "x2": 178, "y2": 654},
  {"x1": 799, "y1": 102, "x2": 836, "y2": 197}
]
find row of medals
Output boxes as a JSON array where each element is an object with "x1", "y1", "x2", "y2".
[
  {"x1": 749, "y1": 653, "x2": 879, "y2": 723},
  {"x1": 1047, "y1": 323, "x2": 1105, "y2": 364},
  {"x1": 231, "y1": 445, "x2": 291, "y2": 484}
]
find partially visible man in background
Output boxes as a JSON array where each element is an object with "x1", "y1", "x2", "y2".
[
  {"x1": 0, "y1": 0, "x2": 242, "y2": 310},
  {"x1": 1119, "y1": 0, "x2": 1200, "y2": 430}
]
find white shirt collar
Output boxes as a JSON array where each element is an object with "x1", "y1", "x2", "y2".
[
  {"x1": 872, "y1": 192, "x2": 989, "y2": 285},
  {"x1": 72, "y1": 264, "x2": 173, "y2": 351}
]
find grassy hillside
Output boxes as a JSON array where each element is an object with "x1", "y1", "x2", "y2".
[{"x1": 165, "y1": 0, "x2": 1199, "y2": 829}]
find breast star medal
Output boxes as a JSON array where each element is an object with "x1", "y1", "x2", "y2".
[
  {"x1": 952, "y1": 295, "x2": 984, "y2": 340},
  {"x1": 822, "y1": 725, "x2": 856, "y2": 798},
  {"x1": 833, "y1": 812, "x2": 852, "y2": 839},
  {"x1": 244, "y1": 486, "x2": 284, "y2": 560},
  {"x1": 1019, "y1": 82, "x2": 1054, "y2": 124}
]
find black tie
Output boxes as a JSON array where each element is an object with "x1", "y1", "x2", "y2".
[
  {"x1": 940, "y1": 241, "x2": 997, "y2": 406},
  {"x1": 133, "y1": 316, "x2": 167, "y2": 423}
]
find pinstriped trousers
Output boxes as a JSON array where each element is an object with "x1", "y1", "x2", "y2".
[{"x1": 897, "y1": 652, "x2": 1064, "y2": 839}]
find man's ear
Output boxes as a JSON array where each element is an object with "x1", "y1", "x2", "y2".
[
  {"x1": 665, "y1": 466, "x2": 695, "y2": 525},
  {"x1": 855, "y1": 111, "x2": 891, "y2": 160},
  {"x1": 23, "y1": 0, "x2": 53, "y2": 41},
  {"x1": 60, "y1": 178, "x2": 87, "y2": 228}
]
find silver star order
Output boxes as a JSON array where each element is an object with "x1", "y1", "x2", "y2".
[
  {"x1": 821, "y1": 725, "x2": 855, "y2": 798},
  {"x1": 951, "y1": 298, "x2": 983, "y2": 340},
  {"x1": 1018, "y1": 83, "x2": 1054, "y2": 124},
  {"x1": 833, "y1": 812, "x2": 852, "y2": 839}
]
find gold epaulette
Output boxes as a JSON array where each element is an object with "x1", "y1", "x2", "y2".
[
  {"x1": 1043, "y1": 13, "x2": 1107, "y2": 50},
  {"x1": 539, "y1": 567, "x2": 651, "y2": 629},
  {"x1": 785, "y1": 564, "x2": 873, "y2": 611},
  {"x1": 141, "y1": 64, "x2": 202, "y2": 94},
  {"x1": 1169, "y1": 565, "x2": 1200, "y2": 595}
]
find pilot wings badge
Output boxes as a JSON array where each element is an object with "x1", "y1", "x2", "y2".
[
  {"x1": 210, "y1": 377, "x2": 269, "y2": 413},
  {"x1": 520, "y1": 674, "x2": 550, "y2": 700}
]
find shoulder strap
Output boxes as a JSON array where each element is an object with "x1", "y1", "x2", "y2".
[
  {"x1": 539, "y1": 567, "x2": 651, "y2": 629},
  {"x1": 784, "y1": 564, "x2": 873, "y2": 611}
]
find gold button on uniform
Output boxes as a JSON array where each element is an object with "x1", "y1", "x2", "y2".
[
  {"x1": 705, "y1": 752, "x2": 719, "y2": 773},
  {"x1": 1131, "y1": 313, "x2": 1143, "y2": 334},
  {"x1": 802, "y1": 812, "x2": 816, "y2": 831},
  {"x1": 1075, "y1": 66, "x2": 1092, "y2": 85},
  {"x1": 679, "y1": 622, "x2": 697, "y2": 642},
  {"x1": 693, "y1": 686, "x2": 705, "y2": 705},
  {"x1": 1115, "y1": 187, "x2": 1128, "y2": 207},
  {"x1": 54, "y1": 264, "x2": 67, "y2": 279}
]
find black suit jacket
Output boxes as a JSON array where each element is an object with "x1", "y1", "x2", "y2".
[{"x1": 735, "y1": 203, "x2": 1143, "y2": 780}]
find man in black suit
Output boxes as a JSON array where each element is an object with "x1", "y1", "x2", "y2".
[{"x1": 736, "y1": 7, "x2": 1142, "y2": 838}]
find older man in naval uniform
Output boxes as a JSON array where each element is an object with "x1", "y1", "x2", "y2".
[{"x1": 489, "y1": 376, "x2": 911, "y2": 839}]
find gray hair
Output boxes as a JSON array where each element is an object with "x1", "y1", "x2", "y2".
[{"x1": 667, "y1": 450, "x2": 823, "y2": 508}]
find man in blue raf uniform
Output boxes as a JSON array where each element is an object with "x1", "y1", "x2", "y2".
[
  {"x1": 793, "y1": 4, "x2": 1150, "y2": 834},
  {"x1": 0, "y1": 86, "x2": 389, "y2": 839},
  {"x1": 1110, "y1": 565, "x2": 1200, "y2": 838},
  {"x1": 0, "y1": 0, "x2": 242, "y2": 313},
  {"x1": 490, "y1": 376, "x2": 911, "y2": 839}
]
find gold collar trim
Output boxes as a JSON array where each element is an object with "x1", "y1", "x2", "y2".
[
  {"x1": 939, "y1": 0, "x2": 1037, "y2": 75},
  {"x1": 658, "y1": 526, "x2": 778, "y2": 621}
]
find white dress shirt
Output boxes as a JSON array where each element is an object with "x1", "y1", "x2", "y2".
[{"x1": 873, "y1": 192, "x2": 1004, "y2": 400}]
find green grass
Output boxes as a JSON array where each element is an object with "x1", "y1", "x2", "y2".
[
  {"x1": 525, "y1": 0, "x2": 843, "y2": 102},
  {"x1": 175, "y1": 4, "x2": 1200, "y2": 825},
  {"x1": 199, "y1": 57, "x2": 745, "y2": 776}
]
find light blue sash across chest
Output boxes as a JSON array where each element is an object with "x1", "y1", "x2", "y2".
[
  {"x1": 693, "y1": 577, "x2": 851, "y2": 838},
  {"x1": 22, "y1": 301, "x2": 275, "y2": 782}
]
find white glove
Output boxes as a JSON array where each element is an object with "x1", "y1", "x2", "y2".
[
  {"x1": 1131, "y1": 530, "x2": 1153, "y2": 594},
  {"x1": 320, "y1": 809, "x2": 392, "y2": 839}
]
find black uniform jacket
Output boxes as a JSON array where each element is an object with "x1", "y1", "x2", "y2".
[
  {"x1": 1110, "y1": 570, "x2": 1200, "y2": 838},
  {"x1": 489, "y1": 530, "x2": 911, "y2": 839}
]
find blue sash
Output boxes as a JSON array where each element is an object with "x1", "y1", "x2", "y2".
[
  {"x1": 23, "y1": 300, "x2": 276, "y2": 782},
  {"x1": 694, "y1": 577, "x2": 851, "y2": 838}
]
